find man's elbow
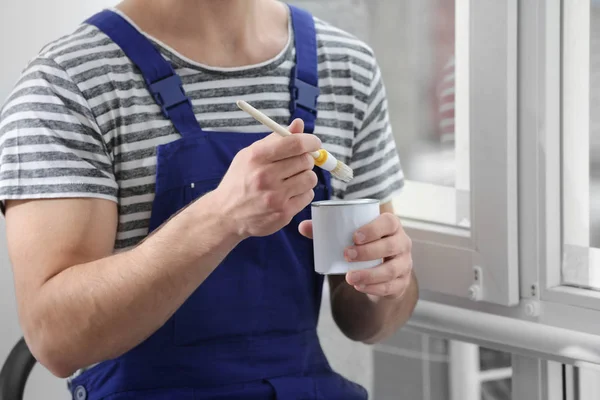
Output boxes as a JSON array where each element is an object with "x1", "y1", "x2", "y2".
[
  {"x1": 23, "y1": 336, "x2": 77, "y2": 378},
  {"x1": 21, "y1": 311, "x2": 80, "y2": 378},
  {"x1": 39, "y1": 355, "x2": 78, "y2": 379}
]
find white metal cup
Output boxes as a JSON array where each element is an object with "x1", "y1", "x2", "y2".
[{"x1": 311, "y1": 199, "x2": 381, "y2": 275}]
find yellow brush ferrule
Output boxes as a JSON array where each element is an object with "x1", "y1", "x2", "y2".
[{"x1": 314, "y1": 149, "x2": 328, "y2": 167}]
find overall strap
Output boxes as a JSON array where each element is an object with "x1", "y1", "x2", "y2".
[
  {"x1": 86, "y1": 10, "x2": 201, "y2": 137},
  {"x1": 288, "y1": 6, "x2": 320, "y2": 134}
]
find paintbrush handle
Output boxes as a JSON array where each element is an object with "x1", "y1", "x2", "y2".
[{"x1": 236, "y1": 100, "x2": 321, "y2": 158}]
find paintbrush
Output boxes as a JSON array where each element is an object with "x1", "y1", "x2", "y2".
[{"x1": 236, "y1": 100, "x2": 353, "y2": 183}]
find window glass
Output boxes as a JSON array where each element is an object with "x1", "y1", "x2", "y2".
[
  {"x1": 479, "y1": 348, "x2": 513, "y2": 400},
  {"x1": 562, "y1": 0, "x2": 600, "y2": 289}
]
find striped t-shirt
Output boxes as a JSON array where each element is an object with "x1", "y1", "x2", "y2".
[{"x1": 0, "y1": 9, "x2": 404, "y2": 251}]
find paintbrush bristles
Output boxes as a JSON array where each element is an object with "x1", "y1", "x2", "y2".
[{"x1": 331, "y1": 160, "x2": 353, "y2": 183}]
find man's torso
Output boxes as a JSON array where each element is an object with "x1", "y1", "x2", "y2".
[{"x1": 10, "y1": 12, "x2": 379, "y2": 250}]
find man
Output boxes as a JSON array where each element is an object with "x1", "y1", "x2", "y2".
[{"x1": 0, "y1": 0, "x2": 418, "y2": 398}]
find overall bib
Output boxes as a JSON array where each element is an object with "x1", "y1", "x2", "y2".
[{"x1": 68, "y1": 7, "x2": 369, "y2": 400}]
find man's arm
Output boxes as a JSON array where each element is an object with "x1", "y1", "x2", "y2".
[
  {"x1": 6, "y1": 193, "x2": 240, "y2": 378},
  {"x1": 327, "y1": 202, "x2": 418, "y2": 344},
  {"x1": 6, "y1": 119, "x2": 321, "y2": 378}
]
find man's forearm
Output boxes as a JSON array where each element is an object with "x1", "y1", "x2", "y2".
[
  {"x1": 27, "y1": 192, "x2": 240, "y2": 377},
  {"x1": 330, "y1": 271, "x2": 418, "y2": 344}
]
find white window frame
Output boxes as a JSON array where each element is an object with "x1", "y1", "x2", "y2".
[
  {"x1": 540, "y1": 0, "x2": 600, "y2": 312},
  {"x1": 402, "y1": 0, "x2": 600, "y2": 361},
  {"x1": 394, "y1": 0, "x2": 520, "y2": 306},
  {"x1": 399, "y1": 0, "x2": 600, "y2": 397}
]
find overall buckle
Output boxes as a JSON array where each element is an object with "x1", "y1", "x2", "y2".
[
  {"x1": 146, "y1": 74, "x2": 191, "y2": 119},
  {"x1": 289, "y1": 67, "x2": 319, "y2": 115}
]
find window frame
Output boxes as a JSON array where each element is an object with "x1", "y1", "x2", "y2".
[
  {"x1": 403, "y1": 0, "x2": 600, "y2": 373},
  {"x1": 394, "y1": 0, "x2": 520, "y2": 306},
  {"x1": 539, "y1": 0, "x2": 600, "y2": 312}
]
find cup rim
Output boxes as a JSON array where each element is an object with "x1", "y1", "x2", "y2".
[{"x1": 311, "y1": 198, "x2": 380, "y2": 207}]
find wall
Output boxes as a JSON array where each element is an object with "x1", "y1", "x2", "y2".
[{"x1": 0, "y1": 2, "x2": 120, "y2": 398}]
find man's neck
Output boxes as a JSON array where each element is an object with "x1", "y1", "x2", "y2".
[{"x1": 115, "y1": 0, "x2": 290, "y2": 68}]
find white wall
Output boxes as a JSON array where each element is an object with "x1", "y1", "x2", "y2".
[
  {"x1": 0, "y1": 2, "x2": 119, "y2": 398},
  {"x1": 0, "y1": 1, "x2": 120, "y2": 103}
]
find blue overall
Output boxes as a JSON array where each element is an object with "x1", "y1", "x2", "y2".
[{"x1": 68, "y1": 7, "x2": 369, "y2": 400}]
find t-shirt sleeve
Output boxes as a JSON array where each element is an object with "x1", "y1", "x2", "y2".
[
  {"x1": 0, "y1": 57, "x2": 118, "y2": 212},
  {"x1": 341, "y1": 60, "x2": 404, "y2": 203}
]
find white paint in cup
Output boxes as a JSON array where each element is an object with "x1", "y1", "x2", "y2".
[{"x1": 311, "y1": 199, "x2": 381, "y2": 275}]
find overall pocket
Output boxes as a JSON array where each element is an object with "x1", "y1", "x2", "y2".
[{"x1": 265, "y1": 376, "x2": 318, "y2": 400}]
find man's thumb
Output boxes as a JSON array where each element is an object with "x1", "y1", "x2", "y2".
[{"x1": 288, "y1": 118, "x2": 305, "y2": 134}]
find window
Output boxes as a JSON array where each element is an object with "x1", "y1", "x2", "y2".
[
  {"x1": 292, "y1": 0, "x2": 471, "y2": 227},
  {"x1": 542, "y1": 0, "x2": 600, "y2": 314},
  {"x1": 391, "y1": 0, "x2": 519, "y2": 307},
  {"x1": 293, "y1": 0, "x2": 519, "y2": 307},
  {"x1": 561, "y1": 0, "x2": 600, "y2": 291},
  {"x1": 370, "y1": 0, "x2": 471, "y2": 228}
]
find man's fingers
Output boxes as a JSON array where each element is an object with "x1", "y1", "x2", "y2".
[
  {"x1": 353, "y1": 213, "x2": 400, "y2": 244},
  {"x1": 286, "y1": 189, "x2": 315, "y2": 215},
  {"x1": 261, "y1": 118, "x2": 305, "y2": 145},
  {"x1": 353, "y1": 277, "x2": 410, "y2": 300},
  {"x1": 271, "y1": 153, "x2": 315, "y2": 180},
  {"x1": 253, "y1": 120, "x2": 321, "y2": 162},
  {"x1": 273, "y1": 134, "x2": 321, "y2": 161},
  {"x1": 288, "y1": 118, "x2": 305, "y2": 134},
  {"x1": 346, "y1": 256, "x2": 411, "y2": 286},
  {"x1": 283, "y1": 169, "x2": 318, "y2": 198},
  {"x1": 344, "y1": 235, "x2": 404, "y2": 262},
  {"x1": 298, "y1": 220, "x2": 313, "y2": 239}
]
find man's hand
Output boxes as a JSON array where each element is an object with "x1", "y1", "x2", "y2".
[
  {"x1": 213, "y1": 118, "x2": 321, "y2": 239},
  {"x1": 299, "y1": 204, "x2": 418, "y2": 343},
  {"x1": 299, "y1": 212, "x2": 413, "y2": 299}
]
